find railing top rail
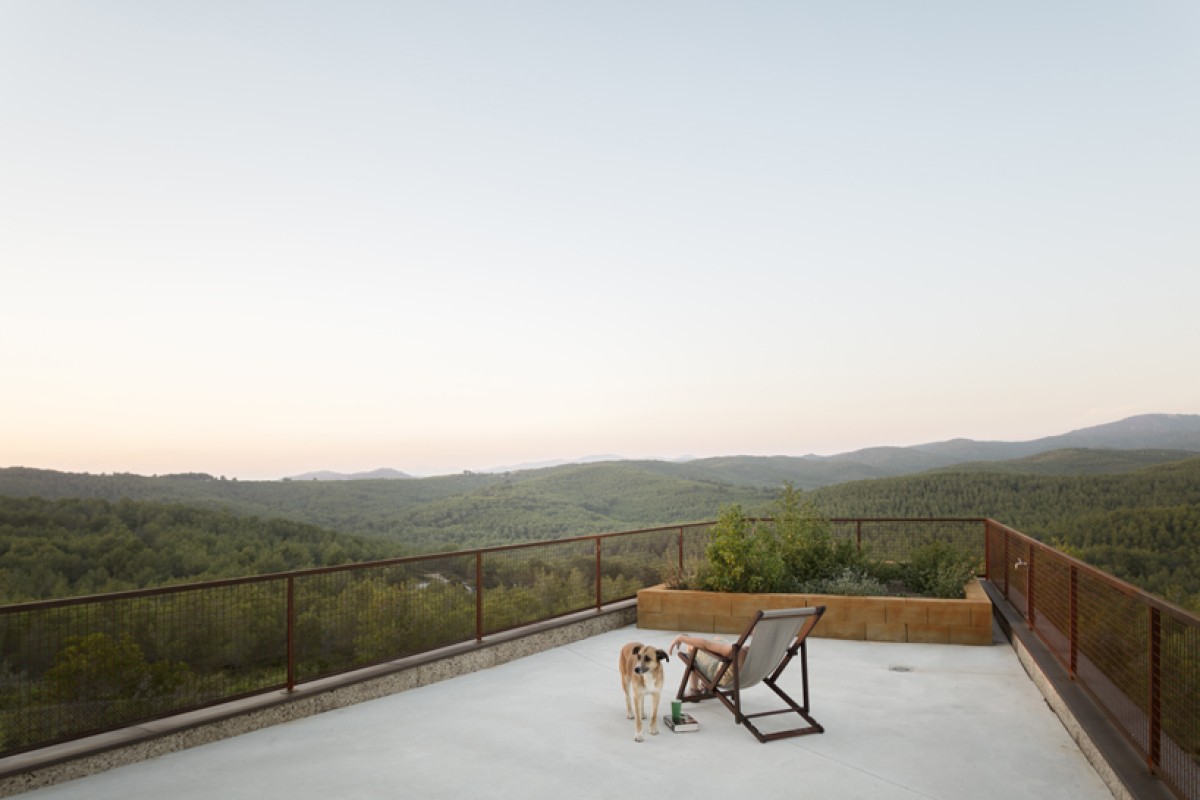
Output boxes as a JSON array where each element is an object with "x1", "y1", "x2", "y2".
[
  {"x1": 0, "y1": 570, "x2": 288, "y2": 614},
  {"x1": 829, "y1": 517, "x2": 989, "y2": 524},
  {"x1": 477, "y1": 520, "x2": 713, "y2": 553},
  {"x1": 987, "y1": 518, "x2": 1200, "y2": 626}
]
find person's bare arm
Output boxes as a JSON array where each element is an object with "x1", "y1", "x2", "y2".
[{"x1": 668, "y1": 634, "x2": 734, "y2": 658}]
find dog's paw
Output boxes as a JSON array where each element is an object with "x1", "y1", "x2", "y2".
[
  {"x1": 626, "y1": 712, "x2": 634, "y2": 720},
  {"x1": 634, "y1": 734, "x2": 644, "y2": 742},
  {"x1": 650, "y1": 728, "x2": 659, "y2": 736}
]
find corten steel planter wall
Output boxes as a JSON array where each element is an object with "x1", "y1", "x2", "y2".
[{"x1": 636, "y1": 579, "x2": 994, "y2": 646}]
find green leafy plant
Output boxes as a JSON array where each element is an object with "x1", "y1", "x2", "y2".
[
  {"x1": 772, "y1": 483, "x2": 866, "y2": 589},
  {"x1": 799, "y1": 567, "x2": 888, "y2": 596},
  {"x1": 691, "y1": 486, "x2": 980, "y2": 598},
  {"x1": 899, "y1": 541, "x2": 980, "y2": 599},
  {"x1": 701, "y1": 504, "x2": 787, "y2": 593}
]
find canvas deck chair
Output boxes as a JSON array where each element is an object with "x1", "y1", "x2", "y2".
[{"x1": 675, "y1": 606, "x2": 826, "y2": 743}]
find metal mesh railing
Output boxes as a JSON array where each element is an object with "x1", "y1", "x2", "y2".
[
  {"x1": 480, "y1": 538, "x2": 597, "y2": 636},
  {"x1": 986, "y1": 520, "x2": 1200, "y2": 800},
  {"x1": 5, "y1": 514, "x2": 1198, "y2": 800},
  {"x1": 1161, "y1": 613, "x2": 1200, "y2": 797},
  {"x1": 291, "y1": 554, "x2": 476, "y2": 683},
  {"x1": 829, "y1": 517, "x2": 985, "y2": 565},
  {"x1": 0, "y1": 521, "x2": 709, "y2": 757},
  {"x1": 0, "y1": 577, "x2": 287, "y2": 755},
  {"x1": 597, "y1": 526, "x2": 685, "y2": 606}
]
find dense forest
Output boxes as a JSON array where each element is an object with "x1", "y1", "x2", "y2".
[
  {"x1": 0, "y1": 496, "x2": 409, "y2": 603},
  {"x1": 811, "y1": 456, "x2": 1200, "y2": 611},
  {"x1": 1, "y1": 450, "x2": 1199, "y2": 611},
  {"x1": 0, "y1": 464, "x2": 771, "y2": 549}
]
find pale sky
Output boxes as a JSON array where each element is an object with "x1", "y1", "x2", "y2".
[{"x1": 2, "y1": 1, "x2": 1198, "y2": 480}]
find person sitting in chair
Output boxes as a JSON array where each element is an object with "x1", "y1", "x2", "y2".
[{"x1": 668, "y1": 634, "x2": 749, "y2": 694}]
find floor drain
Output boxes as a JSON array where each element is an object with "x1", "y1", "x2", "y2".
[{"x1": 889, "y1": 665, "x2": 914, "y2": 672}]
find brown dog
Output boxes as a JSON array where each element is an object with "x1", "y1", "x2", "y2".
[{"x1": 620, "y1": 642, "x2": 669, "y2": 742}]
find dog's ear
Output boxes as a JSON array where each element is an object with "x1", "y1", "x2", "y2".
[
  {"x1": 631, "y1": 645, "x2": 643, "y2": 655},
  {"x1": 656, "y1": 649, "x2": 669, "y2": 662}
]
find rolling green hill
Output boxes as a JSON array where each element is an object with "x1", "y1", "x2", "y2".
[
  {"x1": 0, "y1": 496, "x2": 408, "y2": 603},
  {"x1": 0, "y1": 464, "x2": 772, "y2": 550},
  {"x1": 810, "y1": 454, "x2": 1200, "y2": 527},
  {"x1": 925, "y1": 448, "x2": 1198, "y2": 476},
  {"x1": 3, "y1": 447, "x2": 1200, "y2": 610},
  {"x1": 1, "y1": 448, "x2": 1195, "y2": 549},
  {"x1": 810, "y1": 456, "x2": 1200, "y2": 610}
]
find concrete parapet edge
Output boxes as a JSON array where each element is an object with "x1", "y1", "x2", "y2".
[{"x1": 981, "y1": 580, "x2": 1172, "y2": 800}]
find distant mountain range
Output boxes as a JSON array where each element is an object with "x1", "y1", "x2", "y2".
[
  {"x1": 804, "y1": 413, "x2": 1200, "y2": 476},
  {"x1": 286, "y1": 413, "x2": 1200, "y2": 484},
  {"x1": 286, "y1": 468, "x2": 414, "y2": 481},
  {"x1": 478, "y1": 454, "x2": 630, "y2": 474},
  {"x1": 4, "y1": 413, "x2": 1200, "y2": 557},
  {"x1": 8, "y1": 419, "x2": 1200, "y2": 608}
]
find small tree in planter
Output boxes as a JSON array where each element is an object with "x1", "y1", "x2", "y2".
[
  {"x1": 773, "y1": 483, "x2": 875, "y2": 592},
  {"x1": 701, "y1": 503, "x2": 785, "y2": 593}
]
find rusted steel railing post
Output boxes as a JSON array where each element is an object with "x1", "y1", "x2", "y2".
[
  {"x1": 595, "y1": 537, "x2": 603, "y2": 610},
  {"x1": 855, "y1": 519, "x2": 862, "y2": 552},
  {"x1": 1068, "y1": 565, "x2": 1078, "y2": 679},
  {"x1": 678, "y1": 527, "x2": 684, "y2": 576},
  {"x1": 983, "y1": 520, "x2": 991, "y2": 581},
  {"x1": 1027, "y1": 545, "x2": 1037, "y2": 629},
  {"x1": 1148, "y1": 606, "x2": 1162, "y2": 773},
  {"x1": 286, "y1": 575, "x2": 296, "y2": 692},
  {"x1": 1003, "y1": 531, "x2": 1010, "y2": 598},
  {"x1": 475, "y1": 551, "x2": 484, "y2": 642}
]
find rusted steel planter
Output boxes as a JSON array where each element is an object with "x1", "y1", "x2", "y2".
[{"x1": 637, "y1": 579, "x2": 993, "y2": 645}]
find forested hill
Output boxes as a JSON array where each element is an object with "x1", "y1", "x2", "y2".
[
  {"x1": 0, "y1": 464, "x2": 773, "y2": 550},
  {"x1": 0, "y1": 496, "x2": 408, "y2": 603},
  {"x1": 811, "y1": 456, "x2": 1200, "y2": 611},
  {"x1": 0, "y1": 464, "x2": 769, "y2": 602},
  {"x1": 810, "y1": 454, "x2": 1200, "y2": 529},
  {"x1": 0, "y1": 449, "x2": 1194, "y2": 548},
  {"x1": 3, "y1": 450, "x2": 1200, "y2": 609}
]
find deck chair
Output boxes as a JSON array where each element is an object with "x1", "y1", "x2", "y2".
[{"x1": 675, "y1": 606, "x2": 826, "y2": 743}]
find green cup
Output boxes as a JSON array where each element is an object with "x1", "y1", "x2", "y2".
[{"x1": 671, "y1": 699, "x2": 682, "y2": 723}]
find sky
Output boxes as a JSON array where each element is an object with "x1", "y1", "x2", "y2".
[{"x1": 2, "y1": 1, "x2": 1198, "y2": 480}]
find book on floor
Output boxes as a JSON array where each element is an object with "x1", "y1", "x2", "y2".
[{"x1": 663, "y1": 713, "x2": 699, "y2": 732}]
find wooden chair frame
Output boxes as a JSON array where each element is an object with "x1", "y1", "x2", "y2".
[{"x1": 675, "y1": 606, "x2": 826, "y2": 743}]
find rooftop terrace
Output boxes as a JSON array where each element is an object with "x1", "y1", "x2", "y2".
[
  {"x1": 2, "y1": 518, "x2": 1194, "y2": 800},
  {"x1": 5, "y1": 620, "x2": 1114, "y2": 800}
]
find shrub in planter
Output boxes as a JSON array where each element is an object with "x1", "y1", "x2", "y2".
[
  {"x1": 699, "y1": 484, "x2": 868, "y2": 594},
  {"x1": 898, "y1": 540, "x2": 981, "y2": 599},
  {"x1": 772, "y1": 483, "x2": 867, "y2": 589},
  {"x1": 677, "y1": 484, "x2": 980, "y2": 599},
  {"x1": 798, "y1": 566, "x2": 888, "y2": 596},
  {"x1": 702, "y1": 504, "x2": 786, "y2": 593}
]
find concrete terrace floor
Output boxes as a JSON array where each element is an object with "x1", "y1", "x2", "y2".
[{"x1": 12, "y1": 625, "x2": 1112, "y2": 800}]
